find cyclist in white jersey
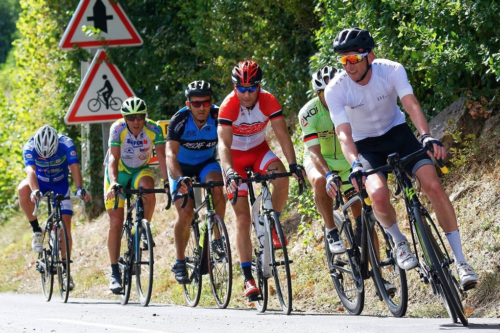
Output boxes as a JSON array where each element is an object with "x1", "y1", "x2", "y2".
[{"x1": 325, "y1": 27, "x2": 478, "y2": 289}]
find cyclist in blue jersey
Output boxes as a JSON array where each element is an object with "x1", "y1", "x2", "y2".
[
  {"x1": 18, "y1": 125, "x2": 90, "y2": 291},
  {"x1": 166, "y1": 80, "x2": 226, "y2": 284}
]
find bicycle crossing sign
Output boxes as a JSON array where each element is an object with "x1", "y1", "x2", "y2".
[
  {"x1": 59, "y1": 0, "x2": 143, "y2": 50},
  {"x1": 64, "y1": 50, "x2": 134, "y2": 124}
]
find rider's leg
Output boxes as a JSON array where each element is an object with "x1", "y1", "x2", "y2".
[
  {"x1": 18, "y1": 179, "x2": 40, "y2": 231},
  {"x1": 307, "y1": 167, "x2": 335, "y2": 228},
  {"x1": 107, "y1": 207, "x2": 125, "y2": 264},
  {"x1": 267, "y1": 159, "x2": 289, "y2": 213},
  {"x1": 204, "y1": 170, "x2": 226, "y2": 219},
  {"x1": 138, "y1": 175, "x2": 156, "y2": 222},
  {"x1": 61, "y1": 214, "x2": 73, "y2": 258},
  {"x1": 173, "y1": 197, "x2": 194, "y2": 261}
]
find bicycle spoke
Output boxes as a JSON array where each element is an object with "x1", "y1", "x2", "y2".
[
  {"x1": 136, "y1": 219, "x2": 154, "y2": 307},
  {"x1": 208, "y1": 215, "x2": 232, "y2": 309},
  {"x1": 182, "y1": 222, "x2": 202, "y2": 307}
]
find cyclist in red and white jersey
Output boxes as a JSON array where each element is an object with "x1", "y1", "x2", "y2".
[{"x1": 218, "y1": 60, "x2": 303, "y2": 300}]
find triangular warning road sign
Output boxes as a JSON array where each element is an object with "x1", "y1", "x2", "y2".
[
  {"x1": 64, "y1": 50, "x2": 134, "y2": 124},
  {"x1": 59, "y1": 0, "x2": 143, "y2": 50}
]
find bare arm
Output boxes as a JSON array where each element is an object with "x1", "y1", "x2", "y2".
[
  {"x1": 308, "y1": 145, "x2": 331, "y2": 177},
  {"x1": 155, "y1": 144, "x2": 169, "y2": 183},
  {"x1": 166, "y1": 141, "x2": 183, "y2": 179},
  {"x1": 25, "y1": 165, "x2": 39, "y2": 192},
  {"x1": 217, "y1": 126, "x2": 234, "y2": 174},
  {"x1": 270, "y1": 117, "x2": 296, "y2": 165},
  {"x1": 69, "y1": 163, "x2": 90, "y2": 202},
  {"x1": 335, "y1": 123, "x2": 359, "y2": 166},
  {"x1": 106, "y1": 146, "x2": 121, "y2": 200}
]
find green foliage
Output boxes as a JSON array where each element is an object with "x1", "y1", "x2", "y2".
[
  {"x1": 314, "y1": 0, "x2": 500, "y2": 117},
  {"x1": 0, "y1": 0, "x2": 20, "y2": 64}
]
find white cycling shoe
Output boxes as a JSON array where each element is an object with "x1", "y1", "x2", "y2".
[
  {"x1": 32, "y1": 232, "x2": 43, "y2": 253},
  {"x1": 394, "y1": 240, "x2": 418, "y2": 270}
]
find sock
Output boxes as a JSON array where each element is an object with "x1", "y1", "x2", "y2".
[
  {"x1": 445, "y1": 229, "x2": 466, "y2": 263},
  {"x1": 111, "y1": 263, "x2": 120, "y2": 276},
  {"x1": 241, "y1": 262, "x2": 253, "y2": 281},
  {"x1": 176, "y1": 258, "x2": 187, "y2": 264},
  {"x1": 30, "y1": 219, "x2": 42, "y2": 233},
  {"x1": 383, "y1": 221, "x2": 406, "y2": 244},
  {"x1": 276, "y1": 212, "x2": 281, "y2": 219}
]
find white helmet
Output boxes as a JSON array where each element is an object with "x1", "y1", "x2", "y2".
[
  {"x1": 34, "y1": 125, "x2": 58, "y2": 158},
  {"x1": 311, "y1": 66, "x2": 337, "y2": 91}
]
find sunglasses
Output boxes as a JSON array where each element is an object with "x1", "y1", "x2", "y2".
[
  {"x1": 189, "y1": 100, "x2": 212, "y2": 108},
  {"x1": 338, "y1": 52, "x2": 369, "y2": 65},
  {"x1": 236, "y1": 85, "x2": 259, "y2": 93},
  {"x1": 125, "y1": 114, "x2": 146, "y2": 122}
]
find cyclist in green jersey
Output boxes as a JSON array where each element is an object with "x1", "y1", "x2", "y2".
[{"x1": 299, "y1": 66, "x2": 362, "y2": 254}]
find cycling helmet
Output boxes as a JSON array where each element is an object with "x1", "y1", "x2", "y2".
[
  {"x1": 184, "y1": 80, "x2": 213, "y2": 99},
  {"x1": 333, "y1": 27, "x2": 374, "y2": 53},
  {"x1": 231, "y1": 60, "x2": 262, "y2": 85},
  {"x1": 121, "y1": 96, "x2": 147, "y2": 116},
  {"x1": 311, "y1": 66, "x2": 337, "y2": 91},
  {"x1": 34, "y1": 125, "x2": 58, "y2": 158}
]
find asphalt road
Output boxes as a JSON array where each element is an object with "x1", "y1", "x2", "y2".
[{"x1": 1, "y1": 293, "x2": 499, "y2": 333}]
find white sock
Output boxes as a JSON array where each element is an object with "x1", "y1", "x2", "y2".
[
  {"x1": 384, "y1": 221, "x2": 407, "y2": 244},
  {"x1": 325, "y1": 226, "x2": 337, "y2": 233},
  {"x1": 445, "y1": 229, "x2": 466, "y2": 263}
]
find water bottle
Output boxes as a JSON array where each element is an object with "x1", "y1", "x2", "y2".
[
  {"x1": 256, "y1": 215, "x2": 265, "y2": 249},
  {"x1": 199, "y1": 221, "x2": 207, "y2": 248},
  {"x1": 49, "y1": 227, "x2": 55, "y2": 247}
]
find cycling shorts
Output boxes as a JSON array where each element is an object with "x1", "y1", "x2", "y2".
[
  {"x1": 355, "y1": 123, "x2": 433, "y2": 178},
  {"x1": 226, "y1": 141, "x2": 280, "y2": 199},
  {"x1": 104, "y1": 166, "x2": 154, "y2": 210},
  {"x1": 304, "y1": 159, "x2": 354, "y2": 196},
  {"x1": 168, "y1": 158, "x2": 222, "y2": 202},
  {"x1": 39, "y1": 181, "x2": 73, "y2": 216}
]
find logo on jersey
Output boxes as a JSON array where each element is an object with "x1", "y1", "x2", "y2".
[
  {"x1": 377, "y1": 95, "x2": 389, "y2": 101},
  {"x1": 351, "y1": 104, "x2": 365, "y2": 109},
  {"x1": 127, "y1": 139, "x2": 144, "y2": 147},
  {"x1": 26, "y1": 154, "x2": 33, "y2": 158},
  {"x1": 124, "y1": 147, "x2": 134, "y2": 154},
  {"x1": 70, "y1": 151, "x2": 76, "y2": 156}
]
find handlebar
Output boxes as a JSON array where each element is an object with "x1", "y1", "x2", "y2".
[
  {"x1": 180, "y1": 180, "x2": 225, "y2": 208},
  {"x1": 33, "y1": 192, "x2": 86, "y2": 216},
  {"x1": 112, "y1": 185, "x2": 169, "y2": 211}
]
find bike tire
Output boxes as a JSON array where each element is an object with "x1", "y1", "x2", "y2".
[
  {"x1": 366, "y1": 211, "x2": 408, "y2": 317},
  {"x1": 87, "y1": 98, "x2": 101, "y2": 112},
  {"x1": 417, "y1": 210, "x2": 467, "y2": 326},
  {"x1": 38, "y1": 227, "x2": 54, "y2": 301},
  {"x1": 269, "y1": 212, "x2": 293, "y2": 315},
  {"x1": 327, "y1": 211, "x2": 364, "y2": 315},
  {"x1": 56, "y1": 221, "x2": 70, "y2": 303},
  {"x1": 136, "y1": 219, "x2": 154, "y2": 307},
  {"x1": 252, "y1": 257, "x2": 268, "y2": 313},
  {"x1": 183, "y1": 221, "x2": 202, "y2": 307},
  {"x1": 119, "y1": 226, "x2": 133, "y2": 305},
  {"x1": 208, "y1": 215, "x2": 233, "y2": 309},
  {"x1": 110, "y1": 97, "x2": 123, "y2": 111}
]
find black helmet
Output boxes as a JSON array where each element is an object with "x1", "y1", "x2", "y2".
[
  {"x1": 333, "y1": 27, "x2": 374, "y2": 53},
  {"x1": 185, "y1": 80, "x2": 213, "y2": 99}
]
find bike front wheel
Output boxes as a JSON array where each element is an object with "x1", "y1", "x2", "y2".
[
  {"x1": 119, "y1": 226, "x2": 133, "y2": 305},
  {"x1": 183, "y1": 221, "x2": 202, "y2": 307},
  {"x1": 252, "y1": 256, "x2": 268, "y2": 313},
  {"x1": 367, "y1": 212, "x2": 408, "y2": 317},
  {"x1": 38, "y1": 226, "x2": 54, "y2": 301},
  {"x1": 269, "y1": 212, "x2": 293, "y2": 315},
  {"x1": 55, "y1": 220, "x2": 70, "y2": 303},
  {"x1": 326, "y1": 210, "x2": 364, "y2": 315},
  {"x1": 136, "y1": 219, "x2": 154, "y2": 307},
  {"x1": 208, "y1": 215, "x2": 232, "y2": 309}
]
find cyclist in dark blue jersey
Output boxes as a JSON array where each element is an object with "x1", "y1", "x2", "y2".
[
  {"x1": 18, "y1": 125, "x2": 90, "y2": 291},
  {"x1": 167, "y1": 80, "x2": 226, "y2": 284}
]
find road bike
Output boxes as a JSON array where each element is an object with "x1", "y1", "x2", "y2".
[
  {"x1": 34, "y1": 191, "x2": 85, "y2": 303},
  {"x1": 88, "y1": 92, "x2": 122, "y2": 112},
  {"x1": 364, "y1": 148, "x2": 469, "y2": 325},
  {"x1": 327, "y1": 177, "x2": 408, "y2": 316},
  {"x1": 232, "y1": 168, "x2": 304, "y2": 315},
  {"x1": 181, "y1": 179, "x2": 233, "y2": 308},
  {"x1": 113, "y1": 185, "x2": 171, "y2": 306}
]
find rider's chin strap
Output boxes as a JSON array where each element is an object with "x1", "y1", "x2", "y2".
[{"x1": 356, "y1": 57, "x2": 372, "y2": 83}]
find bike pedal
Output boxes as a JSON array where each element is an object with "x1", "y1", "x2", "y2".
[
  {"x1": 462, "y1": 281, "x2": 477, "y2": 292},
  {"x1": 248, "y1": 294, "x2": 262, "y2": 302}
]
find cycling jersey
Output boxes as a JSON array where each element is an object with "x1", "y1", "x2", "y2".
[
  {"x1": 166, "y1": 105, "x2": 219, "y2": 165},
  {"x1": 107, "y1": 118, "x2": 165, "y2": 174},
  {"x1": 23, "y1": 135, "x2": 79, "y2": 184},
  {"x1": 218, "y1": 89, "x2": 283, "y2": 151},
  {"x1": 325, "y1": 59, "x2": 414, "y2": 142}
]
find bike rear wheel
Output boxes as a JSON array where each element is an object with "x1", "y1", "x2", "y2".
[
  {"x1": 55, "y1": 221, "x2": 70, "y2": 303},
  {"x1": 327, "y1": 211, "x2": 364, "y2": 315},
  {"x1": 38, "y1": 227, "x2": 54, "y2": 301},
  {"x1": 119, "y1": 226, "x2": 133, "y2": 305},
  {"x1": 208, "y1": 215, "x2": 232, "y2": 309},
  {"x1": 269, "y1": 212, "x2": 292, "y2": 315},
  {"x1": 367, "y1": 211, "x2": 408, "y2": 317},
  {"x1": 417, "y1": 210, "x2": 467, "y2": 326},
  {"x1": 183, "y1": 221, "x2": 202, "y2": 307},
  {"x1": 87, "y1": 98, "x2": 101, "y2": 112},
  {"x1": 136, "y1": 219, "x2": 154, "y2": 306}
]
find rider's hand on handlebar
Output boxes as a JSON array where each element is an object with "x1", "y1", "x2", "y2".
[
  {"x1": 325, "y1": 171, "x2": 341, "y2": 198},
  {"x1": 348, "y1": 160, "x2": 365, "y2": 192},
  {"x1": 106, "y1": 183, "x2": 122, "y2": 200},
  {"x1": 420, "y1": 134, "x2": 445, "y2": 161},
  {"x1": 225, "y1": 168, "x2": 241, "y2": 195},
  {"x1": 75, "y1": 186, "x2": 90, "y2": 202},
  {"x1": 175, "y1": 176, "x2": 191, "y2": 195},
  {"x1": 30, "y1": 189, "x2": 41, "y2": 203},
  {"x1": 289, "y1": 163, "x2": 306, "y2": 183}
]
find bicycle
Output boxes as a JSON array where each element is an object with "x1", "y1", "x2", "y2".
[
  {"x1": 88, "y1": 92, "x2": 122, "y2": 112},
  {"x1": 112, "y1": 184, "x2": 171, "y2": 307},
  {"x1": 180, "y1": 179, "x2": 233, "y2": 308},
  {"x1": 232, "y1": 168, "x2": 304, "y2": 315},
  {"x1": 326, "y1": 176, "x2": 408, "y2": 316},
  {"x1": 34, "y1": 191, "x2": 85, "y2": 303},
  {"x1": 363, "y1": 148, "x2": 469, "y2": 325}
]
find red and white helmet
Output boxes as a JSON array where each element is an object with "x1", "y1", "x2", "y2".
[
  {"x1": 231, "y1": 60, "x2": 263, "y2": 85},
  {"x1": 34, "y1": 125, "x2": 58, "y2": 158}
]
